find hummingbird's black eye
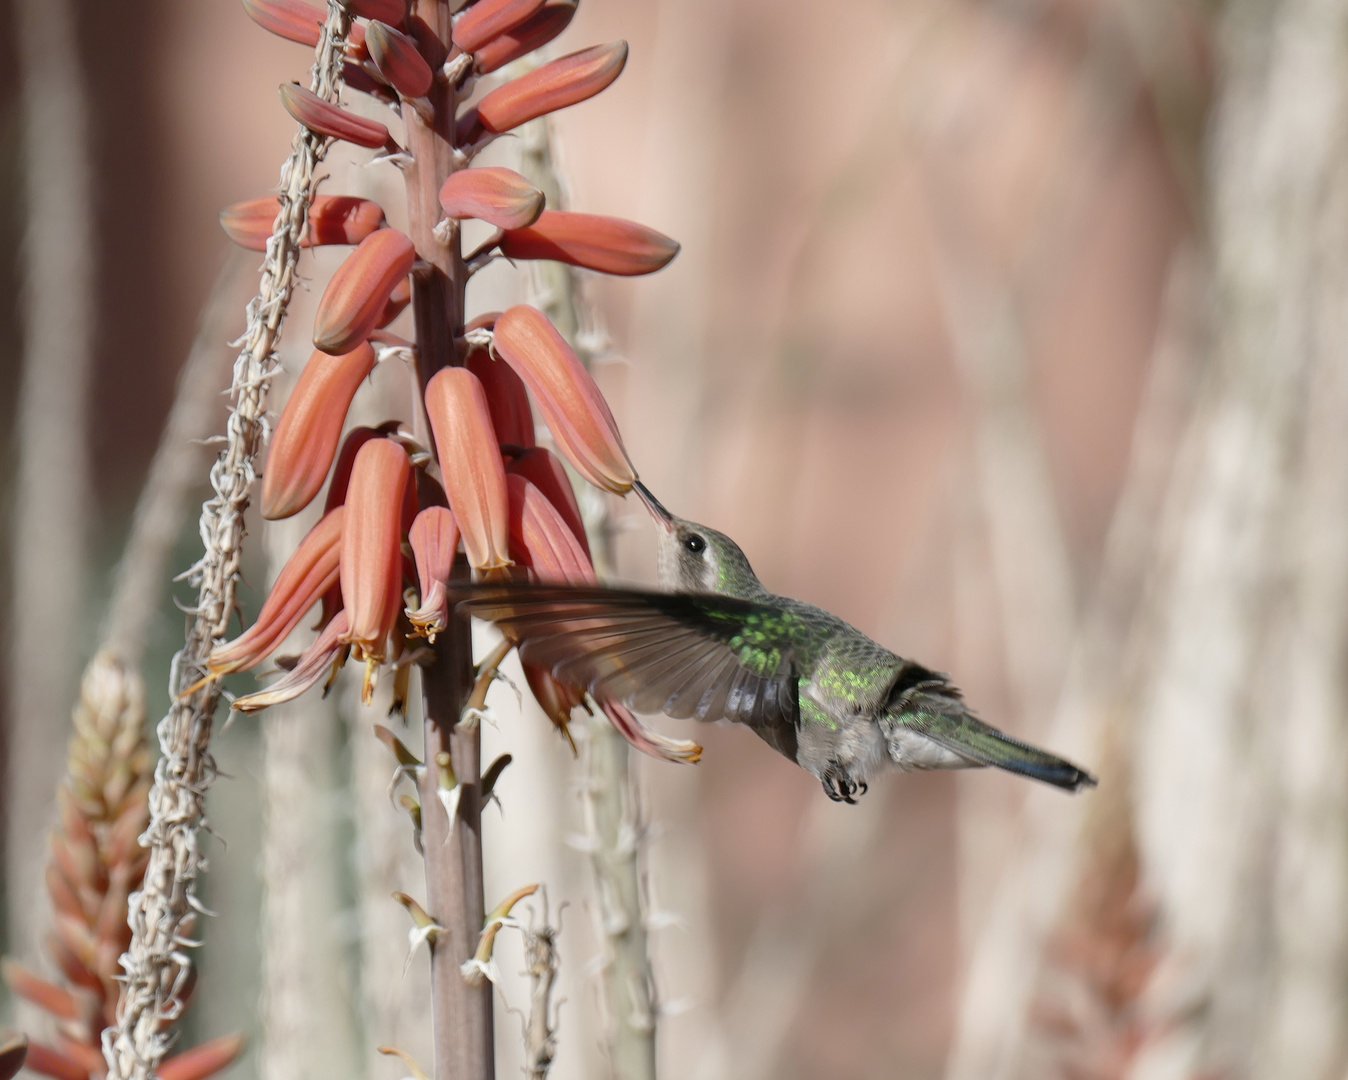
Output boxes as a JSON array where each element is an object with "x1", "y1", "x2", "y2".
[{"x1": 684, "y1": 534, "x2": 707, "y2": 555}]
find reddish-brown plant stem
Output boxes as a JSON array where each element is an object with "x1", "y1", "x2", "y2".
[{"x1": 403, "y1": 4, "x2": 492, "y2": 1079}]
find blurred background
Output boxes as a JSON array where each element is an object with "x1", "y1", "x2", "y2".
[{"x1": 5, "y1": 1, "x2": 1348, "y2": 1079}]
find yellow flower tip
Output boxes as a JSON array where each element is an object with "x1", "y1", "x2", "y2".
[
  {"x1": 361, "y1": 656, "x2": 379, "y2": 706},
  {"x1": 492, "y1": 306, "x2": 637, "y2": 495}
]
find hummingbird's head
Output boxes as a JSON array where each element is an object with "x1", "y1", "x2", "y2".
[{"x1": 634, "y1": 482, "x2": 766, "y2": 598}]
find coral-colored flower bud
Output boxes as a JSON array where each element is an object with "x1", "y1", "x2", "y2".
[
  {"x1": 340, "y1": 440, "x2": 412, "y2": 682},
  {"x1": 377, "y1": 275, "x2": 412, "y2": 327},
  {"x1": 452, "y1": 0, "x2": 543, "y2": 54},
  {"x1": 477, "y1": 42, "x2": 628, "y2": 134},
  {"x1": 507, "y1": 447, "x2": 589, "y2": 558},
  {"x1": 242, "y1": 0, "x2": 323, "y2": 46},
  {"x1": 467, "y1": 346, "x2": 535, "y2": 449},
  {"x1": 500, "y1": 210, "x2": 679, "y2": 276},
  {"x1": 280, "y1": 83, "x2": 392, "y2": 149},
  {"x1": 343, "y1": 61, "x2": 388, "y2": 99},
  {"x1": 407, "y1": 14, "x2": 448, "y2": 69},
  {"x1": 219, "y1": 195, "x2": 387, "y2": 252},
  {"x1": 314, "y1": 228, "x2": 417, "y2": 354},
  {"x1": 475, "y1": 0, "x2": 577, "y2": 75},
  {"x1": 424, "y1": 368, "x2": 512, "y2": 574},
  {"x1": 406, "y1": 506, "x2": 460, "y2": 639},
  {"x1": 506, "y1": 475, "x2": 595, "y2": 585},
  {"x1": 366, "y1": 20, "x2": 434, "y2": 98},
  {"x1": 439, "y1": 168, "x2": 545, "y2": 231},
  {"x1": 233, "y1": 611, "x2": 350, "y2": 713},
  {"x1": 324, "y1": 426, "x2": 383, "y2": 512},
  {"x1": 492, "y1": 305, "x2": 637, "y2": 494},
  {"x1": 350, "y1": 0, "x2": 407, "y2": 23},
  {"x1": 209, "y1": 507, "x2": 346, "y2": 676},
  {"x1": 262, "y1": 344, "x2": 377, "y2": 519},
  {"x1": 158, "y1": 1034, "x2": 247, "y2": 1080}
]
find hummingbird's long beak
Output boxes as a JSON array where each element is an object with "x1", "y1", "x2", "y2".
[{"x1": 633, "y1": 480, "x2": 676, "y2": 533}]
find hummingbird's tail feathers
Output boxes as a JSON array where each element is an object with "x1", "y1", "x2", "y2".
[{"x1": 885, "y1": 686, "x2": 1097, "y2": 793}]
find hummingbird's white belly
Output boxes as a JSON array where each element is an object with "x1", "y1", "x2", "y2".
[{"x1": 884, "y1": 726, "x2": 976, "y2": 772}]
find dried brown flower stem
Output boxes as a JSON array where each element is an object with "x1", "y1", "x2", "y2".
[
  {"x1": 106, "y1": 8, "x2": 354, "y2": 1079},
  {"x1": 402, "y1": 6, "x2": 491, "y2": 1078},
  {"x1": 522, "y1": 896, "x2": 560, "y2": 1080}
]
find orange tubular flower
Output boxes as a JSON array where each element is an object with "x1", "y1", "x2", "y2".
[
  {"x1": 366, "y1": 20, "x2": 433, "y2": 98},
  {"x1": 313, "y1": 228, "x2": 417, "y2": 354},
  {"x1": 349, "y1": 0, "x2": 405, "y2": 22},
  {"x1": 506, "y1": 475, "x2": 595, "y2": 586},
  {"x1": 209, "y1": 507, "x2": 345, "y2": 677},
  {"x1": 499, "y1": 210, "x2": 679, "y2": 276},
  {"x1": 601, "y1": 699, "x2": 702, "y2": 764},
  {"x1": 507, "y1": 447, "x2": 590, "y2": 558},
  {"x1": 452, "y1": 0, "x2": 543, "y2": 53},
  {"x1": 323, "y1": 426, "x2": 383, "y2": 512},
  {"x1": 475, "y1": 0, "x2": 577, "y2": 75},
  {"x1": 523, "y1": 664, "x2": 586, "y2": 752},
  {"x1": 439, "y1": 168, "x2": 545, "y2": 231},
  {"x1": 407, "y1": 506, "x2": 460, "y2": 639},
  {"x1": 262, "y1": 344, "x2": 377, "y2": 520},
  {"x1": 466, "y1": 346, "x2": 535, "y2": 449},
  {"x1": 424, "y1": 368, "x2": 512, "y2": 575},
  {"x1": 492, "y1": 305, "x2": 637, "y2": 494},
  {"x1": 242, "y1": 0, "x2": 324, "y2": 46},
  {"x1": 279, "y1": 83, "x2": 393, "y2": 149},
  {"x1": 476, "y1": 42, "x2": 628, "y2": 134},
  {"x1": 339, "y1": 439, "x2": 412, "y2": 699},
  {"x1": 233, "y1": 612, "x2": 351, "y2": 713},
  {"x1": 219, "y1": 195, "x2": 386, "y2": 252}
]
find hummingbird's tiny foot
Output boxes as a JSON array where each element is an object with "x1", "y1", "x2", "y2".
[{"x1": 821, "y1": 763, "x2": 863, "y2": 804}]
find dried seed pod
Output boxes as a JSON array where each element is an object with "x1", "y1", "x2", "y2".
[
  {"x1": 219, "y1": 194, "x2": 387, "y2": 252},
  {"x1": 439, "y1": 167, "x2": 545, "y2": 231},
  {"x1": 474, "y1": 0, "x2": 577, "y2": 74},
  {"x1": 279, "y1": 83, "x2": 392, "y2": 148},
  {"x1": 507, "y1": 447, "x2": 589, "y2": 558},
  {"x1": 209, "y1": 508, "x2": 346, "y2": 676},
  {"x1": 500, "y1": 210, "x2": 679, "y2": 276},
  {"x1": 241, "y1": 0, "x2": 323, "y2": 46},
  {"x1": 424, "y1": 368, "x2": 512, "y2": 574},
  {"x1": 492, "y1": 305, "x2": 637, "y2": 493},
  {"x1": 477, "y1": 41, "x2": 628, "y2": 133},
  {"x1": 467, "y1": 344, "x2": 536, "y2": 449},
  {"x1": 407, "y1": 507, "x2": 461, "y2": 638},
  {"x1": 263, "y1": 344, "x2": 377, "y2": 519},
  {"x1": 313, "y1": 228, "x2": 417, "y2": 354},
  {"x1": 349, "y1": 0, "x2": 407, "y2": 23},
  {"x1": 452, "y1": 0, "x2": 544, "y2": 54},
  {"x1": 340, "y1": 439, "x2": 412, "y2": 679},
  {"x1": 366, "y1": 20, "x2": 434, "y2": 98}
]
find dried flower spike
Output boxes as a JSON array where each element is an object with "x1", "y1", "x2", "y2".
[
  {"x1": 407, "y1": 506, "x2": 461, "y2": 639},
  {"x1": 476, "y1": 42, "x2": 628, "y2": 134},
  {"x1": 366, "y1": 20, "x2": 434, "y2": 98},
  {"x1": 425, "y1": 368, "x2": 513, "y2": 574},
  {"x1": 439, "y1": 168, "x2": 545, "y2": 231},
  {"x1": 340, "y1": 439, "x2": 412, "y2": 699},
  {"x1": 493, "y1": 305, "x2": 638, "y2": 493},
  {"x1": 500, "y1": 210, "x2": 679, "y2": 276},
  {"x1": 263, "y1": 345, "x2": 377, "y2": 519},
  {"x1": 452, "y1": 0, "x2": 544, "y2": 54},
  {"x1": 209, "y1": 507, "x2": 346, "y2": 677},
  {"x1": 314, "y1": 228, "x2": 417, "y2": 354},
  {"x1": 280, "y1": 83, "x2": 393, "y2": 149},
  {"x1": 219, "y1": 194, "x2": 387, "y2": 252},
  {"x1": 474, "y1": 0, "x2": 577, "y2": 74}
]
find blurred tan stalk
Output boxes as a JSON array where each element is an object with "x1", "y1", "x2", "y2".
[{"x1": 7, "y1": 0, "x2": 95, "y2": 966}]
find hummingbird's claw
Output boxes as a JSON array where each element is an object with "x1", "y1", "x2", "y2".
[{"x1": 821, "y1": 763, "x2": 864, "y2": 804}]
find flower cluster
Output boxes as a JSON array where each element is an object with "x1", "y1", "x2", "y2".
[{"x1": 215, "y1": 0, "x2": 689, "y2": 759}]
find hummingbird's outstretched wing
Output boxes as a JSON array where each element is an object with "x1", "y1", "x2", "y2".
[{"x1": 455, "y1": 583, "x2": 800, "y2": 742}]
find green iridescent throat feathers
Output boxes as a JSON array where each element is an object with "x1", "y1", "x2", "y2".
[{"x1": 457, "y1": 485, "x2": 1096, "y2": 803}]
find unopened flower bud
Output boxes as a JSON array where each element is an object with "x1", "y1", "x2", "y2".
[
  {"x1": 477, "y1": 42, "x2": 627, "y2": 133},
  {"x1": 242, "y1": 0, "x2": 323, "y2": 46},
  {"x1": 219, "y1": 194, "x2": 387, "y2": 252},
  {"x1": 366, "y1": 20, "x2": 434, "y2": 98},
  {"x1": 452, "y1": 0, "x2": 543, "y2": 54},
  {"x1": 466, "y1": 345, "x2": 535, "y2": 449},
  {"x1": 507, "y1": 447, "x2": 589, "y2": 558},
  {"x1": 262, "y1": 344, "x2": 377, "y2": 520},
  {"x1": 424, "y1": 368, "x2": 512, "y2": 574},
  {"x1": 474, "y1": 0, "x2": 577, "y2": 75},
  {"x1": 349, "y1": 0, "x2": 407, "y2": 23},
  {"x1": 280, "y1": 83, "x2": 393, "y2": 148},
  {"x1": 492, "y1": 305, "x2": 637, "y2": 493},
  {"x1": 314, "y1": 228, "x2": 417, "y2": 354},
  {"x1": 439, "y1": 167, "x2": 544, "y2": 231},
  {"x1": 506, "y1": 475, "x2": 594, "y2": 585},
  {"x1": 500, "y1": 210, "x2": 679, "y2": 276}
]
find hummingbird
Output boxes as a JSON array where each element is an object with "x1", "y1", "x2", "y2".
[{"x1": 457, "y1": 483, "x2": 1096, "y2": 803}]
